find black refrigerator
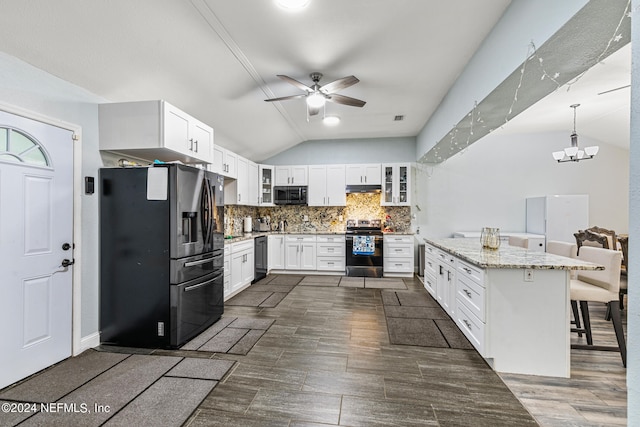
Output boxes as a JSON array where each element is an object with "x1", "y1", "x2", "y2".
[{"x1": 99, "y1": 164, "x2": 224, "y2": 348}]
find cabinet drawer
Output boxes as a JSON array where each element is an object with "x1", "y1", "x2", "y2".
[
  {"x1": 231, "y1": 239, "x2": 254, "y2": 253},
  {"x1": 384, "y1": 235, "x2": 413, "y2": 244},
  {"x1": 317, "y1": 257, "x2": 345, "y2": 271},
  {"x1": 457, "y1": 259, "x2": 485, "y2": 286},
  {"x1": 385, "y1": 243, "x2": 413, "y2": 258},
  {"x1": 424, "y1": 243, "x2": 438, "y2": 258},
  {"x1": 317, "y1": 243, "x2": 345, "y2": 256},
  {"x1": 424, "y1": 254, "x2": 438, "y2": 277},
  {"x1": 424, "y1": 272, "x2": 437, "y2": 298},
  {"x1": 384, "y1": 259, "x2": 413, "y2": 273},
  {"x1": 455, "y1": 301, "x2": 485, "y2": 354},
  {"x1": 316, "y1": 235, "x2": 345, "y2": 243},
  {"x1": 457, "y1": 274, "x2": 485, "y2": 322},
  {"x1": 436, "y1": 249, "x2": 456, "y2": 267},
  {"x1": 286, "y1": 235, "x2": 316, "y2": 243}
]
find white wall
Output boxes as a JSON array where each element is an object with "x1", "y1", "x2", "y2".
[
  {"x1": 0, "y1": 52, "x2": 106, "y2": 339},
  {"x1": 263, "y1": 137, "x2": 416, "y2": 165},
  {"x1": 415, "y1": 130, "x2": 629, "y2": 238}
]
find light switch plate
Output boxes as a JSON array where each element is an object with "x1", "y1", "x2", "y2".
[{"x1": 524, "y1": 269, "x2": 534, "y2": 282}]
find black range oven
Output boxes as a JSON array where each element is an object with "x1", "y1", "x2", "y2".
[{"x1": 345, "y1": 219, "x2": 384, "y2": 278}]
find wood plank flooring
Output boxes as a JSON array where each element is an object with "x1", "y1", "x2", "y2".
[{"x1": 186, "y1": 275, "x2": 627, "y2": 427}]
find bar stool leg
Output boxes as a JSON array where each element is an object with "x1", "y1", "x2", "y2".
[
  {"x1": 579, "y1": 301, "x2": 593, "y2": 346},
  {"x1": 571, "y1": 300, "x2": 583, "y2": 337},
  {"x1": 608, "y1": 301, "x2": 627, "y2": 367}
]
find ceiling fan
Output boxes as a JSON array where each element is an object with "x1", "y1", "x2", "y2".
[{"x1": 264, "y1": 72, "x2": 366, "y2": 116}]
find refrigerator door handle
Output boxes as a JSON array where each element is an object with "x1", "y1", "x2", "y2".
[
  {"x1": 184, "y1": 272, "x2": 223, "y2": 292},
  {"x1": 184, "y1": 257, "x2": 216, "y2": 267}
]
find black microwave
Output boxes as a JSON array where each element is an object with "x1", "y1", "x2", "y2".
[{"x1": 274, "y1": 186, "x2": 307, "y2": 205}]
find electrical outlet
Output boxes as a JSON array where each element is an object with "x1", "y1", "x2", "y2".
[
  {"x1": 524, "y1": 269, "x2": 534, "y2": 282},
  {"x1": 338, "y1": 215, "x2": 343, "y2": 222},
  {"x1": 303, "y1": 215, "x2": 309, "y2": 222}
]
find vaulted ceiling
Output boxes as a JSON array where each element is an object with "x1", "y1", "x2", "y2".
[{"x1": 0, "y1": 1, "x2": 630, "y2": 163}]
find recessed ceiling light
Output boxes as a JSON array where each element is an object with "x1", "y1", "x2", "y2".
[
  {"x1": 323, "y1": 116, "x2": 340, "y2": 126},
  {"x1": 275, "y1": 0, "x2": 311, "y2": 11}
]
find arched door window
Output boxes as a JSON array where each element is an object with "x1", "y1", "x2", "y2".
[{"x1": 0, "y1": 126, "x2": 50, "y2": 167}]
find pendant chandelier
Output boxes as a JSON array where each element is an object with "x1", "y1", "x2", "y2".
[{"x1": 552, "y1": 104, "x2": 599, "y2": 163}]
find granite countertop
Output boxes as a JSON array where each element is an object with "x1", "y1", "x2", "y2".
[{"x1": 424, "y1": 238, "x2": 603, "y2": 271}]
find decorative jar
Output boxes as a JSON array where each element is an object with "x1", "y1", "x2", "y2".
[{"x1": 481, "y1": 227, "x2": 501, "y2": 250}]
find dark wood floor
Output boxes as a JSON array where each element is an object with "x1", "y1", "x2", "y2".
[{"x1": 180, "y1": 274, "x2": 627, "y2": 427}]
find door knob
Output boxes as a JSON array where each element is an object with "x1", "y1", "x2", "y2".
[
  {"x1": 62, "y1": 243, "x2": 71, "y2": 251},
  {"x1": 61, "y1": 259, "x2": 75, "y2": 268}
]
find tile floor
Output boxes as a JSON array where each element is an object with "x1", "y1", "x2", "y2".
[{"x1": 0, "y1": 274, "x2": 627, "y2": 426}]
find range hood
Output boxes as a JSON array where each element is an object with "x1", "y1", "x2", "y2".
[{"x1": 345, "y1": 184, "x2": 382, "y2": 194}]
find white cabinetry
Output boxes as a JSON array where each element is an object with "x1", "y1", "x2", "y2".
[
  {"x1": 224, "y1": 245, "x2": 231, "y2": 298},
  {"x1": 211, "y1": 145, "x2": 237, "y2": 178},
  {"x1": 345, "y1": 164, "x2": 381, "y2": 185},
  {"x1": 383, "y1": 234, "x2": 415, "y2": 277},
  {"x1": 435, "y1": 249, "x2": 457, "y2": 316},
  {"x1": 275, "y1": 165, "x2": 308, "y2": 186},
  {"x1": 224, "y1": 157, "x2": 258, "y2": 206},
  {"x1": 308, "y1": 165, "x2": 346, "y2": 206},
  {"x1": 259, "y1": 165, "x2": 274, "y2": 206},
  {"x1": 99, "y1": 100, "x2": 213, "y2": 164},
  {"x1": 229, "y1": 239, "x2": 254, "y2": 297},
  {"x1": 381, "y1": 163, "x2": 412, "y2": 206},
  {"x1": 316, "y1": 235, "x2": 345, "y2": 272},
  {"x1": 284, "y1": 235, "x2": 316, "y2": 270},
  {"x1": 268, "y1": 234, "x2": 285, "y2": 270}
]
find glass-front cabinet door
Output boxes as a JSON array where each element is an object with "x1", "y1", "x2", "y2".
[
  {"x1": 381, "y1": 163, "x2": 411, "y2": 206},
  {"x1": 259, "y1": 165, "x2": 274, "y2": 206}
]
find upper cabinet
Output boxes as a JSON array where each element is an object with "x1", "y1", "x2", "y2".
[
  {"x1": 275, "y1": 165, "x2": 308, "y2": 186},
  {"x1": 259, "y1": 165, "x2": 274, "y2": 206},
  {"x1": 99, "y1": 100, "x2": 213, "y2": 164},
  {"x1": 308, "y1": 164, "x2": 346, "y2": 206},
  {"x1": 381, "y1": 163, "x2": 412, "y2": 206},
  {"x1": 345, "y1": 164, "x2": 381, "y2": 185},
  {"x1": 211, "y1": 145, "x2": 237, "y2": 179}
]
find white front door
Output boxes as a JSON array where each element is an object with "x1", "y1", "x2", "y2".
[{"x1": 0, "y1": 110, "x2": 74, "y2": 389}]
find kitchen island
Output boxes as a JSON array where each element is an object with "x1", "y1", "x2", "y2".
[{"x1": 424, "y1": 238, "x2": 602, "y2": 378}]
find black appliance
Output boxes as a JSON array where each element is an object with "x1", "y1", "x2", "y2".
[
  {"x1": 274, "y1": 186, "x2": 307, "y2": 205},
  {"x1": 253, "y1": 236, "x2": 268, "y2": 283},
  {"x1": 99, "y1": 164, "x2": 224, "y2": 348},
  {"x1": 345, "y1": 219, "x2": 384, "y2": 278}
]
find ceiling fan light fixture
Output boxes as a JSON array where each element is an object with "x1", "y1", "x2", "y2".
[
  {"x1": 323, "y1": 115, "x2": 340, "y2": 126},
  {"x1": 306, "y1": 92, "x2": 325, "y2": 108},
  {"x1": 275, "y1": 0, "x2": 310, "y2": 11}
]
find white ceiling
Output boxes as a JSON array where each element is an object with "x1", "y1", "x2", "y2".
[{"x1": 0, "y1": 0, "x2": 630, "y2": 162}]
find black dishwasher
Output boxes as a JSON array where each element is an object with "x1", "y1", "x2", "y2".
[{"x1": 253, "y1": 236, "x2": 268, "y2": 282}]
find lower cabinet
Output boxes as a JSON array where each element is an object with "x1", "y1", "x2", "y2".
[
  {"x1": 284, "y1": 235, "x2": 317, "y2": 270},
  {"x1": 268, "y1": 234, "x2": 285, "y2": 270},
  {"x1": 227, "y1": 239, "x2": 254, "y2": 299},
  {"x1": 316, "y1": 235, "x2": 345, "y2": 272},
  {"x1": 383, "y1": 234, "x2": 415, "y2": 277},
  {"x1": 224, "y1": 245, "x2": 231, "y2": 297}
]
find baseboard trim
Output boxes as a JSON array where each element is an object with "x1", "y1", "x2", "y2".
[{"x1": 76, "y1": 332, "x2": 100, "y2": 355}]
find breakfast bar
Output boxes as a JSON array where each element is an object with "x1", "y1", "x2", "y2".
[{"x1": 423, "y1": 238, "x2": 602, "y2": 378}]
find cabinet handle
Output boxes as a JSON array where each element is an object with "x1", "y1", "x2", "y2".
[
  {"x1": 395, "y1": 263, "x2": 403, "y2": 267},
  {"x1": 463, "y1": 289, "x2": 472, "y2": 297},
  {"x1": 323, "y1": 197, "x2": 326, "y2": 205},
  {"x1": 439, "y1": 253, "x2": 445, "y2": 259},
  {"x1": 395, "y1": 249, "x2": 402, "y2": 252},
  {"x1": 238, "y1": 194, "x2": 241, "y2": 202},
  {"x1": 328, "y1": 262, "x2": 334, "y2": 265},
  {"x1": 194, "y1": 139, "x2": 198, "y2": 152},
  {"x1": 439, "y1": 265, "x2": 443, "y2": 275},
  {"x1": 463, "y1": 319, "x2": 472, "y2": 330},
  {"x1": 447, "y1": 271, "x2": 452, "y2": 281},
  {"x1": 463, "y1": 267, "x2": 472, "y2": 274},
  {"x1": 189, "y1": 138, "x2": 194, "y2": 151},
  {"x1": 364, "y1": 176, "x2": 367, "y2": 183}
]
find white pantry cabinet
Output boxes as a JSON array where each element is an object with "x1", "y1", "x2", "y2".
[
  {"x1": 99, "y1": 100, "x2": 213, "y2": 164},
  {"x1": 308, "y1": 165, "x2": 346, "y2": 206},
  {"x1": 345, "y1": 164, "x2": 381, "y2": 185}
]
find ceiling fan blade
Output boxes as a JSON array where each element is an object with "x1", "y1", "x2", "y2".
[
  {"x1": 327, "y1": 94, "x2": 366, "y2": 108},
  {"x1": 320, "y1": 75, "x2": 359, "y2": 94},
  {"x1": 278, "y1": 75, "x2": 313, "y2": 92},
  {"x1": 307, "y1": 104, "x2": 321, "y2": 116},
  {"x1": 264, "y1": 94, "x2": 307, "y2": 102}
]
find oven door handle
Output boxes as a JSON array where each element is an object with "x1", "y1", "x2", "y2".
[
  {"x1": 184, "y1": 257, "x2": 217, "y2": 267},
  {"x1": 184, "y1": 272, "x2": 223, "y2": 292}
]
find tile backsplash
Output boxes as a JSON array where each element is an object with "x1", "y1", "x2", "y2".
[{"x1": 224, "y1": 193, "x2": 410, "y2": 235}]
